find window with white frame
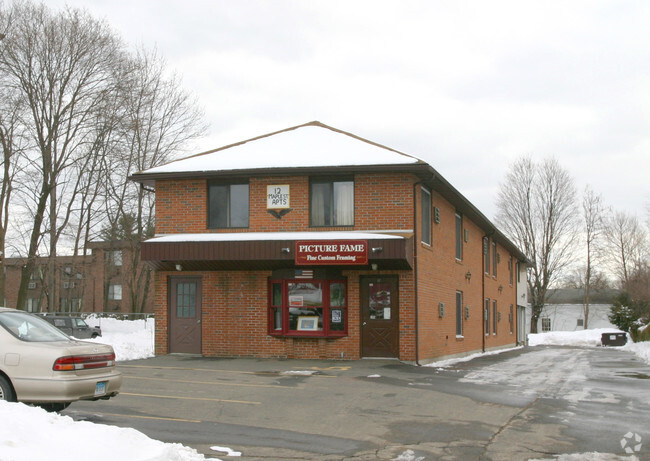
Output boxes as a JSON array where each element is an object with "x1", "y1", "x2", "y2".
[
  {"x1": 26, "y1": 298, "x2": 39, "y2": 313},
  {"x1": 105, "y1": 250, "x2": 123, "y2": 266},
  {"x1": 108, "y1": 284, "x2": 122, "y2": 301}
]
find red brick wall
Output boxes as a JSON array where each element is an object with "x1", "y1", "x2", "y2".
[
  {"x1": 152, "y1": 172, "x2": 518, "y2": 361},
  {"x1": 154, "y1": 173, "x2": 416, "y2": 235},
  {"x1": 414, "y1": 188, "x2": 518, "y2": 364}
]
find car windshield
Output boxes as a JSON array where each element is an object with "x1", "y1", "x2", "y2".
[{"x1": 0, "y1": 311, "x2": 71, "y2": 342}]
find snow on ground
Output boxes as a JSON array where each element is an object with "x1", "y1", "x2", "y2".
[
  {"x1": 0, "y1": 317, "x2": 228, "y2": 461},
  {"x1": 0, "y1": 401, "x2": 212, "y2": 461},
  {"x1": 84, "y1": 315, "x2": 155, "y2": 361},
  {"x1": 2, "y1": 318, "x2": 649, "y2": 461}
]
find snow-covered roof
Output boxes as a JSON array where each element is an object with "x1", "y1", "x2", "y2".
[
  {"x1": 135, "y1": 121, "x2": 424, "y2": 176},
  {"x1": 147, "y1": 231, "x2": 406, "y2": 243}
]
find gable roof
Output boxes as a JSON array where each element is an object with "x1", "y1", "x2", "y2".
[
  {"x1": 129, "y1": 121, "x2": 530, "y2": 264},
  {"x1": 132, "y1": 121, "x2": 424, "y2": 179}
]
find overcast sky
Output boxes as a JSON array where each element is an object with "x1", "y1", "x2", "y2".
[{"x1": 47, "y1": 0, "x2": 650, "y2": 220}]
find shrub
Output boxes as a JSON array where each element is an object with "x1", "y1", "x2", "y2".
[
  {"x1": 631, "y1": 323, "x2": 650, "y2": 342},
  {"x1": 609, "y1": 292, "x2": 645, "y2": 332}
]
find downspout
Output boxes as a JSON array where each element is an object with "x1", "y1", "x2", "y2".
[
  {"x1": 413, "y1": 180, "x2": 422, "y2": 366},
  {"x1": 482, "y1": 235, "x2": 486, "y2": 353}
]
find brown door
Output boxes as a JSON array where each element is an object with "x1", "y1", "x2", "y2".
[
  {"x1": 361, "y1": 276, "x2": 399, "y2": 358},
  {"x1": 169, "y1": 277, "x2": 202, "y2": 354}
]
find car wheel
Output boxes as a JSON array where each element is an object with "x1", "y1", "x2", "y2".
[
  {"x1": 0, "y1": 375, "x2": 16, "y2": 402},
  {"x1": 91, "y1": 333, "x2": 99, "y2": 339},
  {"x1": 38, "y1": 402, "x2": 71, "y2": 412}
]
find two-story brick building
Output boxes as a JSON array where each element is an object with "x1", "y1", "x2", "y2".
[
  {"x1": 130, "y1": 121, "x2": 527, "y2": 364},
  {"x1": 3, "y1": 241, "x2": 154, "y2": 314}
]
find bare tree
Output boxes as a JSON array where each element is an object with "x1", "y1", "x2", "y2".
[
  {"x1": 602, "y1": 210, "x2": 648, "y2": 290},
  {"x1": 496, "y1": 157, "x2": 579, "y2": 333},
  {"x1": 0, "y1": 84, "x2": 28, "y2": 305},
  {"x1": 0, "y1": 1, "x2": 125, "y2": 310},
  {"x1": 99, "y1": 47, "x2": 206, "y2": 313},
  {"x1": 582, "y1": 186, "x2": 605, "y2": 328}
]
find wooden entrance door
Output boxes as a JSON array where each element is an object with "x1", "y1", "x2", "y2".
[
  {"x1": 361, "y1": 276, "x2": 399, "y2": 358},
  {"x1": 169, "y1": 277, "x2": 202, "y2": 354}
]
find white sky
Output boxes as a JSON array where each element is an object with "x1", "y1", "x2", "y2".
[{"x1": 45, "y1": 0, "x2": 650, "y2": 220}]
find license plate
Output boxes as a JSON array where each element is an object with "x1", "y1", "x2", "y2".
[{"x1": 94, "y1": 381, "x2": 107, "y2": 397}]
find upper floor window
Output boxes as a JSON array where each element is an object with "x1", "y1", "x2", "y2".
[
  {"x1": 421, "y1": 187, "x2": 431, "y2": 245},
  {"x1": 105, "y1": 250, "x2": 123, "y2": 267},
  {"x1": 208, "y1": 181, "x2": 249, "y2": 228},
  {"x1": 310, "y1": 177, "x2": 354, "y2": 227},
  {"x1": 492, "y1": 241, "x2": 497, "y2": 277},
  {"x1": 455, "y1": 213, "x2": 463, "y2": 260},
  {"x1": 108, "y1": 284, "x2": 122, "y2": 301},
  {"x1": 508, "y1": 257, "x2": 513, "y2": 285},
  {"x1": 484, "y1": 238, "x2": 490, "y2": 274}
]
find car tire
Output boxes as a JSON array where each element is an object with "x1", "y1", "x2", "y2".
[
  {"x1": 91, "y1": 333, "x2": 99, "y2": 339},
  {"x1": 0, "y1": 375, "x2": 16, "y2": 402}
]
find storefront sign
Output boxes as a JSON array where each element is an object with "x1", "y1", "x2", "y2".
[
  {"x1": 295, "y1": 240, "x2": 368, "y2": 265},
  {"x1": 267, "y1": 185, "x2": 290, "y2": 209}
]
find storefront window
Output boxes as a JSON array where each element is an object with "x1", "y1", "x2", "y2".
[{"x1": 269, "y1": 279, "x2": 347, "y2": 337}]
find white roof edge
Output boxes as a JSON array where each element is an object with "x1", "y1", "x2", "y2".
[{"x1": 146, "y1": 231, "x2": 411, "y2": 243}]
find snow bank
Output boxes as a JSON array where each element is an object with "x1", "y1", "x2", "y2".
[
  {"x1": 528, "y1": 328, "x2": 625, "y2": 347},
  {"x1": 84, "y1": 316, "x2": 155, "y2": 361},
  {"x1": 529, "y1": 328, "x2": 650, "y2": 365},
  {"x1": 621, "y1": 341, "x2": 650, "y2": 364},
  {"x1": 0, "y1": 401, "x2": 212, "y2": 461}
]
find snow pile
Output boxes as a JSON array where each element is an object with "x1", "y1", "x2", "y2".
[
  {"x1": 529, "y1": 328, "x2": 650, "y2": 365},
  {"x1": 622, "y1": 341, "x2": 650, "y2": 364},
  {"x1": 0, "y1": 401, "x2": 212, "y2": 461},
  {"x1": 425, "y1": 346, "x2": 522, "y2": 368},
  {"x1": 85, "y1": 316, "x2": 155, "y2": 361},
  {"x1": 528, "y1": 328, "x2": 625, "y2": 348}
]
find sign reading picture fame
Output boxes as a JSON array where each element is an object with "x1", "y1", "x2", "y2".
[{"x1": 295, "y1": 240, "x2": 368, "y2": 265}]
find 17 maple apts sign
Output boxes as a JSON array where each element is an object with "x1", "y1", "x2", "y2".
[{"x1": 295, "y1": 240, "x2": 368, "y2": 265}]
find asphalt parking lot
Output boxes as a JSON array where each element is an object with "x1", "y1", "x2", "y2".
[{"x1": 64, "y1": 346, "x2": 650, "y2": 461}]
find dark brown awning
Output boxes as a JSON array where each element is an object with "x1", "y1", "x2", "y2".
[{"x1": 141, "y1": 236, "x2": 413, "y2": 271}]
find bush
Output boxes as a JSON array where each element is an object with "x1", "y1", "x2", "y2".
[
  {"x1": 609, "y1": 293, "x2": 637, "y2": 332},
  {"x1": 631, "y1": 323, "x2": 650, "y2": 342}
]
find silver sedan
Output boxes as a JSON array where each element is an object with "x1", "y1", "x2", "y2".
[{"x1": 0, "y1": 307, "x2": 122, "y2": 411}]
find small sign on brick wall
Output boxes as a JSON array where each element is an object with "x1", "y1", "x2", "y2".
[{"x1": 267, "y1": 185, "x2": 290, "y2": 209}]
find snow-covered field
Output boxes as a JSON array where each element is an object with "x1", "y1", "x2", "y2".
[{"x1": 1, "y1": 318, "x2": 648, "y2": 461}]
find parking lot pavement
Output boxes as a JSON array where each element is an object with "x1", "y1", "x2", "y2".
[{"x1": 64, "y1": 347, "x2": 650, "y2": 460}]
